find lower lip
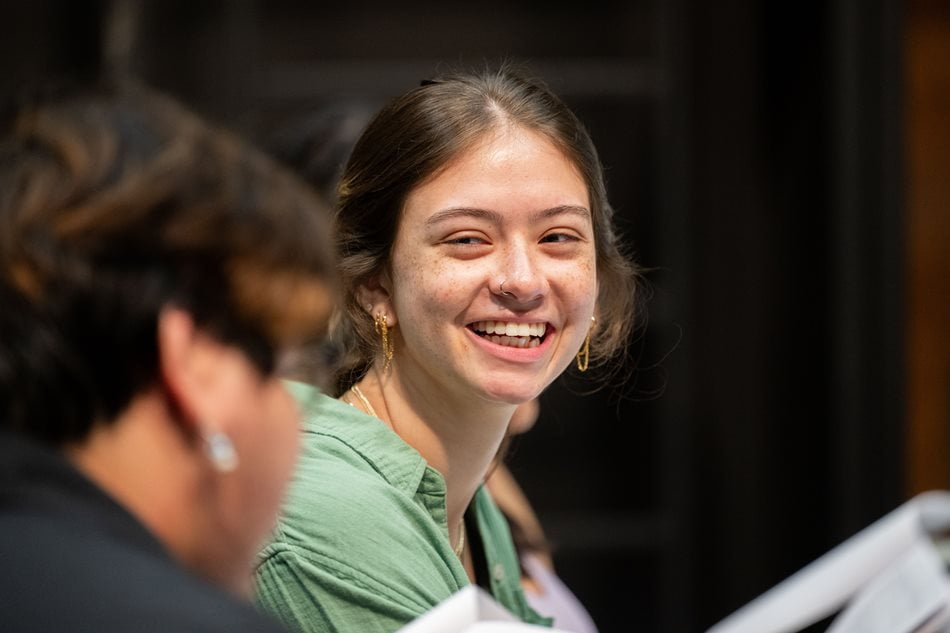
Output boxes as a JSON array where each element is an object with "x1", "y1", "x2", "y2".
[{"x1": 465, "y1": 327, "x2": 554, "y2": 363}]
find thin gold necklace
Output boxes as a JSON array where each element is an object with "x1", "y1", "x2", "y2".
[
  {"x1": 349, "y1": 385, "x2": 466, "y2": 558},
  {"x1": 454, "y1": 520, "x2": 466, "y2": 557},
  {"x1": 349, "y1": 385, "x2": 379, "y2": 419}
]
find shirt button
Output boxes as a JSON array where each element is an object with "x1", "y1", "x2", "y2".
[{"x1": 492, "y1": 563, "x2": 505, "y2": 581}]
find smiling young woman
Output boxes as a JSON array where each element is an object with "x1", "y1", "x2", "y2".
[{"x1": 254, "y1": 66, "x2": 640, "y2": 633}]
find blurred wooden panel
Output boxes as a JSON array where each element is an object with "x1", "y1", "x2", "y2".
[{"x1": 906, "y1": 1, "x2": 950, "y2": 494}]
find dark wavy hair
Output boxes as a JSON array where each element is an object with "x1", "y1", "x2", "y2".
[
  {"x1": 0, "y1": 82, "x2": 336, "y2": 446},
  {"x1": 331, "y1": 65, "x2": 641, "y2": 395}
]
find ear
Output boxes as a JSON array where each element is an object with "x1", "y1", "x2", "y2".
[
  {"x1": 355, "y1": 270, "x2": 398, "y2": 327},
  {"x1": 156, "y1": 307, "x2": 230, "y2": 435}
]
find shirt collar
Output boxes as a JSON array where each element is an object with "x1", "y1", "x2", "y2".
[
  {"x1": 0, "y1": 430, "x2": 170, "y2": 560},
  {"x1": 287, "y1": 381, "x2": 446, "y2": 504}
]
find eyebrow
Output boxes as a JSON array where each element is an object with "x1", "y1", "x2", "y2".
[
  {"x1": 425, "y1": 207, "x2": 504, "y2": 227},
  {"x1": 424, "y1": 205, "x2": 591, "y2": 227},
  {"x1": 533, "y1": 205, "x2": 591, "y2": 221}
]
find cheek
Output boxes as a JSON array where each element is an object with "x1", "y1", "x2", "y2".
[
  {"x1": 581, "y1": 256, "x2": 598, "y2": 306},
  {"x1": 231, "y1": 381, "x2": 299, "y2": 523},
  {"x1": 255, "y1": 383, "x2": 300, "y2": 490},
  {"x1": 210, "y1": 377, "x2": 299, "y2": 583},
  {"x1": 393, "y1": 257, "x2": 481, "y2": 320},
  {"x1": 554, "y1": 258, "x2": 598, "y2": 310}
]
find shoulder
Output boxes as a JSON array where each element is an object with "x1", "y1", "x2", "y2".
[
  {"x1": 125, "y1": 572, "x2": 287, "y2": 633},
  {"x1": 275, "y1": 382, "x2": 437, "y2": 552},
  {"x1": 262, "y1": 444, "x2": 453, "y2": 589},
  {"x1": 0, "y1": 513, "x2": 285, "y2": 633},
  {"x1": 257, "y1": 488, "x2": 461, "y2": 633},
  {"x1": 256, "y1": 385, "x2": 467, "y2": 630}
]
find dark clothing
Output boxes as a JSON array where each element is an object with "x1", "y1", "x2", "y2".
[{"x1": 0, "y1": 432, "x2": 288, "y2": 633}]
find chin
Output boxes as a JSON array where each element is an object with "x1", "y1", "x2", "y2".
[{"x1": 479, "y1": 381, "x2": 544, "y2": 407}]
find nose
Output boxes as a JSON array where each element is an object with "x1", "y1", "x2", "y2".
[{"x1": 494, "y1": 239, "x2": 547, "y2": 306}]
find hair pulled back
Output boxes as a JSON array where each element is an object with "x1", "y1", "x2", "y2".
[{"x1": 332, "y1": 65, "x2": 640, "y2": 395}]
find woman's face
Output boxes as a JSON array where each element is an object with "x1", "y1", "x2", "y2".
[{"x1": 384, "y1": 125, "x2": 597, "y2": 406}]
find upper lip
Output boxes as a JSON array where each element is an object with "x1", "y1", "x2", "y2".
[{"x1": 466, "y1": 317, "x2": 552, "y2": 326}]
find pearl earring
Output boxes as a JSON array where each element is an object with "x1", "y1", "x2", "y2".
[{"x1": 203, "y1": 430, "x2": 239, "y2": 472}]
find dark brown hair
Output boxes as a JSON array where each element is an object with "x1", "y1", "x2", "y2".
[
  {"x1": 331, "y1": 65, "x2": 640, "y2": 394},
  {"x1": 0, "y1": 82, "x2": 335, "y2": 445}
]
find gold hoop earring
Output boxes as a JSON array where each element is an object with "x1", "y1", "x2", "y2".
[
  {"x1": 576, "y1": 316, "x2": 595, "y2": 372},
  {"x1": 374, "y1": 313, "x2": 394, "y2": 370}
]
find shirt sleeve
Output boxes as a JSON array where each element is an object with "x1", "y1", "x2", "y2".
[{"x1": 255, "y1": 545, "x2": 431, "y2": 633}]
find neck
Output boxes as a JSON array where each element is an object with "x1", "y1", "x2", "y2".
[
  {"x1": 65, "y1": 392, "x2": 236, "y2": 590},
  {"x1": 353, "y1": 364, "x2": 515, "y2": 529}
]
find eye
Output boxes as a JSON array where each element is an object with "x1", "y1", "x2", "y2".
[
  {"x1": 440, "y1": 233, "x2": 491, "y2": 260},
  {"x1": 447, "y1": 235, "x2": 487, "y2": 245},
  {"x1": 540, "y1": 232, "x2": 580, "y2": 244}
]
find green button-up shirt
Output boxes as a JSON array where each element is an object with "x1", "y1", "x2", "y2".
[{"x1": 255, "y1": 383, "x2": 551, "y2": 632}]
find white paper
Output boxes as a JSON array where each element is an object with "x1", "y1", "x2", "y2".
[
  {"x1": 706, "y1": 491, "x2": 950, "y2": 633},
  {"x1": 397, "y1": 586, "x2": 569, "y2": 633},
  {"x1": 828, "y1": 538, "x2": 950, "y2": 633}
]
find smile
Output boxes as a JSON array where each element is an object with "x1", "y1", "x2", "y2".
[{"x1": 469, "y1": 320, "x2": 547, "y2": 349}]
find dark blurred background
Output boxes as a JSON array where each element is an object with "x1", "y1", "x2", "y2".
[{"x1": 3, "y1": 1, "x2": 948, "y2": 631}]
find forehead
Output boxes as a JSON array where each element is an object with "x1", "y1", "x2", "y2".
[{"x1": 401, "y1": 126, "x2": 590, "y2": 222}]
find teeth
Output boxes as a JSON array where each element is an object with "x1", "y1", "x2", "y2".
[
  {"x1": 471, "y1": 320, "x2": 548, "y2": 347},
  {"x1": 485, "y1": 334, "x2": 542, "y2": 348}
]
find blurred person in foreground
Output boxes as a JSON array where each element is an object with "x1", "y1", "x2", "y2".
[
  {"x1": 0, "y1": 82, "x2": 335, "y2": 633},
  {"x1": 255, "y1": 65, "x2": 640, "y2": 632}
]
